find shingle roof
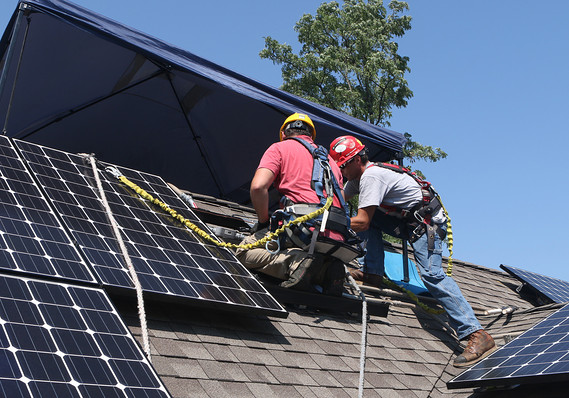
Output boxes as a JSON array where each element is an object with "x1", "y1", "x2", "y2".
[{"x1": 112, "y1": 193, "x2": 560, "y2": 397}]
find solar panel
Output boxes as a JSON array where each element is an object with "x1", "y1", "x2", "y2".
[
  {"x1": 0, "y1": 136, "x2": 97, "y2": 284},
  {"x1": 0, "y1": 273, "x2": 172, "y2": 397},
  {"x1": 448, "y1": 303, "x2": 569, "y2": 389},
  {"x1": 14, "y1": 138, "x2": 286, "y2": 317},
  {"x1": 501, "y1": 264, "x2": 569, "y2": 304}
]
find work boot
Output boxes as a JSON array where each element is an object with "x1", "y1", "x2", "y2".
[
  {"x1": 280, "y1": 255, "x2": 324, "y2": 292},
  {"x1": 348, "y1": 268, "x2": 385, "y2": 288},
  {"x1": 453, "y1": 329, "x2": 497, "y2": 368},
  {"x1": 322, "y1": 260, "x2": 346, "y2": 297}
]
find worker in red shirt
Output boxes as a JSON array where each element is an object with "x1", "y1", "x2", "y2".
[{"x1": 236, "y1": 113, "x2": 349, "y2": 295}]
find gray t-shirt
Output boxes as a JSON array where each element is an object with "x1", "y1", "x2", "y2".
[{"x1": 345, "y1": 163, "x2": 445, "y2": 222}]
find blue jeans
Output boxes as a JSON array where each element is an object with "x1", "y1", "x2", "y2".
[{"x1": 361, "y1": 214, "x2": 481, "y2": 340}]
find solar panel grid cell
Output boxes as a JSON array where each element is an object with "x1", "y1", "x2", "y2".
[
  {"x1": 0, "y1": 136, "x2": 97, "y2": 284},
  {"x1": 0, "y1": 274, "x2": 171, "y2": 398},
  {"x1": 448, "y1": 303, "x2": 569, "y2": 389},
  {"x1": 13, "y1": 138, "x2": 286, "y2": 316},
  {"x1": 501, "y1": 264, "x2": 569, "y2": 304}
]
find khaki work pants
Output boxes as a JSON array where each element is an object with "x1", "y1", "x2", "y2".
[{"x1": 236, "y1": 228, "x2": 324, "y2": 282}]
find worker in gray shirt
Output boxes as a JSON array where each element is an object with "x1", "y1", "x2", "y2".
[{"x1": 329, "y1": 135, "x2": 496, "y2": 368}]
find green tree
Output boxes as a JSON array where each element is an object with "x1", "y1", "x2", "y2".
[{"x1": 260, "y1": 0, "x2": 446, "y2": 164}]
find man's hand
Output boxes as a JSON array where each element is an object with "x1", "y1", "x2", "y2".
[{"x1": 350, "y1": 206, "x2": 376, "y2": 232}]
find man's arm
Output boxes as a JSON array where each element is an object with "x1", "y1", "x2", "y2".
[
  {"x1": 350, "y1": 205, "x2": 376, "y2": 232},
  {"x1": 250, "y1": 168, "x2": 275, "y2": 223},
  {"x1": 343, "y1": 180, "x2": 355, "y2": 202}
]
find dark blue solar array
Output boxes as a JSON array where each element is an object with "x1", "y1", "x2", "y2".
[
  {"x1": 448, "y1": 303, "x2": 569, "y2": 389},
  {"x1": 0, "y1": 136, "x2": 96, "y2": 284},
  {"x1": 0, "y1": 273, "x2": 171, "y2": 397},
  {"x1": 501, "y1": 264, "x2": 569, "y2": 304},
  {"x1": 14, "y1": 138, "x2": 286, "y2": 317}
]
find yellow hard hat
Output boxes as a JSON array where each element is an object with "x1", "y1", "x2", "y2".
[{"x1": 279, "y1": 113, "x2": 316, "y2": 141}]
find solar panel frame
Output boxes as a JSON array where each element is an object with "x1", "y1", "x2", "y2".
[
  {"x1": 14, "y1": 138, "x2": 287, "y2": 318},
  {"x1": 0, "y1": 273, "x2": 172, "y2": 397},
  {"x1": 0, "y1": 136, "x2": 97, "y2": 284},
  {"x1": 501, "y1": 264, "x2": 569, "y2": 304},
  {"x1": 448, "y1": 303, "x2": 569, "y2": 389}
]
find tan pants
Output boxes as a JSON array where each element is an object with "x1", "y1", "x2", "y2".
[{"x1": 236, "y1": 228, "x2": 325, "y2": 282}]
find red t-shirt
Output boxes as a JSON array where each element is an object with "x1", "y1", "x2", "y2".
[
  {"x1": 258, "y1": 135, "x2": 344, "y2": 207},
  {"x1": 258, "y1": 136, "x2": 345, "y2": 240}
]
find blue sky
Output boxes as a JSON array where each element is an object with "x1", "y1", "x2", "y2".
[{"x1": 1, "y1": 1, "x2": 568, "y2": 282}]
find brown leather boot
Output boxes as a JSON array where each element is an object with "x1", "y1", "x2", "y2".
[
  {"x1": 348, "y1": 268, "x2": 384, "y2": 288},
  {"x1": 453, "y1": 329, "x2": 497, "y2": 368}
]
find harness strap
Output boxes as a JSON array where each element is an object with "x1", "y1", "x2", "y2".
[
  {"x1": 378, "y1": 191, "x2": 442, "y2": 220},
  {"x1": 427, "y1": 224, "x2": 436, "y2": 250},
  {"x1": 409, "y1": 220, "x2": 446, "y2": 250},
  {"x1": 271, "y1": 137, "x2": 361, "y2": 257},
  {"x1": 370, "y1": 162, "x2": 444, "y2": 246},
  {"x1": 284, "y1": 203, "x2": 350, "y2": 230},
  {"x1": 379, "y1": 202, "x2": 420, "y2": 219},
  {"x1": 308, "y1": 221, "x2": 321, "y2": 256},
  {"x1": 287, "y1": 137, "x2": 350, "y2": 220}
]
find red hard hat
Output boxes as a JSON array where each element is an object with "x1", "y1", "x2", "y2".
[{"x1": 329, "y1": 136, "x2": 366, "y2": 167}]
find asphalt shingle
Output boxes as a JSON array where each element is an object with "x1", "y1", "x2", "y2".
[
  {"x1": 238, "y1": 363, "x2": 279, "y2": 384},
  {"x1": 121, "y1": 194, "x2": 566, "y2": 397},
  {"x1": 266, "y1": 365, "x2": 318, "y2": 386},
  {"x1": 229, "y1": 345, "x2": 281, "y2": 367},
  {"x1": 120, "y1": 239, "x2": 557, "y2": 398}
]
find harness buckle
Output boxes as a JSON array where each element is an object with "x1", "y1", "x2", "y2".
[
  {"x1": 265, "y1": 238, "x2": 281, "y2": 254},
  {"x1": 409, "y1": 223, "x2": 426, "y2": 243},
  {"x1": 413, "y1": 210, "x2": 425, "y2": 224}
]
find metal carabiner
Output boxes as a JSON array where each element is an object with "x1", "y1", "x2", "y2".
[
  {"x1": 265, "y1": 238, "x2": 281, "y2": 254},
  {"x1": 105, "y1": 166, "x2": 122, "y2": 179},
  {"x1": 321, "y1": 160, "x2": 334, "y2": 196}
]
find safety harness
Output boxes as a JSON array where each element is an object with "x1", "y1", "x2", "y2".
[
  {"x1": 269, "y1": 137, "x2": 362, "y2": 262},
  {"x1": 371, "y1": 162, "x2": 446, "y2": 250}
]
